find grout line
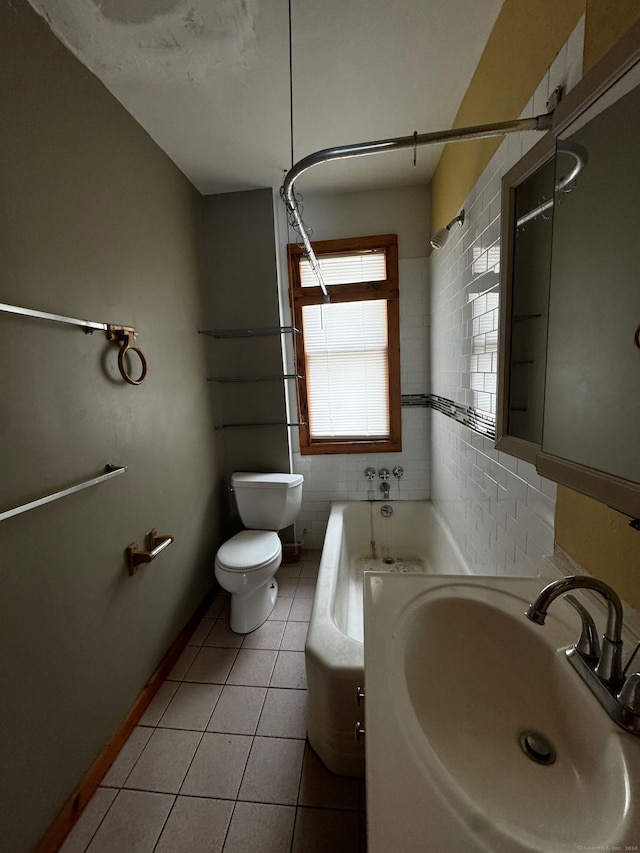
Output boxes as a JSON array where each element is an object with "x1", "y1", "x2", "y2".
[{"x1": 150, "y1": 794, "x2": 177, "y2": 853}]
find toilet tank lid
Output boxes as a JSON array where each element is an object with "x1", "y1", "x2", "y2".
[{"x1": 232, "y1": 472, "x2": 303, "y2": 490}]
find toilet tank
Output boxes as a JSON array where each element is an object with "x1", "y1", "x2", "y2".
[{"x1": 232, "y1": 472, "x2": 304, "y2": 530}]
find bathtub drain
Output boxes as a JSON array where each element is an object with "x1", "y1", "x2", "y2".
[{"x1": 382, "y1": 557, "x2": 395, "y2": 565}]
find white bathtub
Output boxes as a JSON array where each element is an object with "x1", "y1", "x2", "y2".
[{"x1": 305, "y1": 500, "x2": 470, "y2": 777}]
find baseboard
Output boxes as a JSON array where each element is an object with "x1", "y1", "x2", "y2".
[{"x1": 35, "y1": 585, "x2": 218, "y2": 853}]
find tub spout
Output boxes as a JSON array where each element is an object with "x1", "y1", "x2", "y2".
[{"x1": 380, "y1": 482, "x2": 390, "y2": 499}]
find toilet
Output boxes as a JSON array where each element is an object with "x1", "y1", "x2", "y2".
[{"x1": 215, "y1": 472, "x2": 304, "y2": 633}]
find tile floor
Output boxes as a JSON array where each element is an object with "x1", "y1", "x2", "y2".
[{"x1": 60, "y1": 551, "x2": 366, "y2": 853}]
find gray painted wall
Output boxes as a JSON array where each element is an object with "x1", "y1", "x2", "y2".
[
  {"x1": 0, "y1": 2, "x2": 222, "y2": 850},
  {"x1": 201, "y1": 191, "x2": 290, "y2": 508}
]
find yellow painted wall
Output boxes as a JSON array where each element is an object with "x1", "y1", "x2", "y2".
[
  {"x1": 584, "y1": 0, "x2": 640, "y2": 70},
  {"x1": 431, "y1": 0, "x2": 640, "y2": 610},
  {"x1": 555, "y1": 0, "x2": 640, "y2": 612},
  {"x1": 430, "y1": 0, "x2": 584, "y2": 232}
]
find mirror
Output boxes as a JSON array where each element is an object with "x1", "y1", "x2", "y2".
[
  {"x1": 507, "y1": 156, "x2": 555, "y2": 446},
  {"x1": 499, "y1": 22, "x2": 640, "y2": 517},
  {"x1": 543, "y1": 75, "x2": 640, "y2": 485}
]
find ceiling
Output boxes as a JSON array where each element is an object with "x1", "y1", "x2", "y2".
[{"x1": 27, "y1": 0, "x2": 504, "y2": 196}]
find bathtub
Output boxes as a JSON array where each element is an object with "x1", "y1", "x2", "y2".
[{"x1": 305, "y1": 500, "x2": 470, "y2": 777}]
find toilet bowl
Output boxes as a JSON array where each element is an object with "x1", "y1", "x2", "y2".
[{"x1": 214, "y1": 472, "x2": 303, "y2": 633}]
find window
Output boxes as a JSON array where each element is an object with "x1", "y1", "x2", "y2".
[{"x1": 287, "y1": 234, "x2": 401, "y2": 455}]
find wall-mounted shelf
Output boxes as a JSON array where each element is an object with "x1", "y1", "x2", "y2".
[
  {"x1": 199, "y1": 326, "x2": 299, "y2": 339},
  {"x1": 208, "y1": 374, "x2": 301, "y2": 383},
  {"x1": 215, "y1": 422, "x2": 305, "y2": 431}
]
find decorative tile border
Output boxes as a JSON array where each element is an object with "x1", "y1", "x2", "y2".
[
  {"x1": 400, "y1": 393, "x2": 430, "y2": 408},
  {"x1": 429, "y1": 393, "x2": 496, "y2": 440},
  {"x1": 401, "y1": 392, "x2": 496, "y2": 438}
]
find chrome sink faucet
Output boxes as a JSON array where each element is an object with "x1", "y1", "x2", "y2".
[
  {"x1": 526, "y1": 575, "x2": 640, "y2": 736},
  {"x1": 526, "y1": 575, "x2": 624, "y2": 687}
]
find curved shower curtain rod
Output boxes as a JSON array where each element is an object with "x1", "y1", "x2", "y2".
[
  {"x1": 281, "y1": 113, "x2": 554, "y2": 302},
  {"x1": 515, "y1": 139, "x2": 588, "y2": 228}
]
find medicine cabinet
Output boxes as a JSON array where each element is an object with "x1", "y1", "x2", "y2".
[{"x1": 497, "y1": 20, "x2": 640, "y2": 518}]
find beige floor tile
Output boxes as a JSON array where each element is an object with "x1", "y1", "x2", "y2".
[
  {"x1": 270, "y1": 651, "x2": 307, "y2": 689},
  {"x1": 242, "y1": 620, "x2": 285, "y2": 650},
  {"x1": 102, "y1": 726, "x2": 154, "y2": 788},
  {"x1": 204, "y1": 618, "x2": 244, "y2": 648},
  {"x1": 222, "y1": 802, "x2": 295, "y2": 853},
  {"x1": 138, "y1": 681, "x2": 179, "y2": 726},
  {"x1": 277, "y1": 578, "x2": 299, "y2": 598},
  {"x1": 184, "y1": 646, "x2": 238, "y2": 684},
  {"x1": 227, "y1": 649, "x2": 278, "y2": 687},
  {"x1": 289, "y1": 598, "x2": 313, "y2": 621},
  {"x1": 59, "y1": 788, "x2": 117, "y2": 853},
  {"x1": 206, "y1": 595, "x2": 228, "y2": 618},
  {"x1": 238, "y1": 737, "x2": 305, "y2": 805},
  {"x1": 276, "y1": 564, "x2": 302, "y2": 579},
  {"x1": 256, "y1": 689, "x2": 307, "y2": 739},
  {"x1": 166, "y1": 645, "x2": 199, "y2": 681},
  {"x1": 294, "y1": 578, "x2": 317, "y2": 598},
  {"x1": 154, "y1": 796, "x2": 233, "y2": 853},
  {"x1": 188, "y1": 617, "x2": 215, "y2": 646},
  {"x1": 207, "y1": 685, "x2": 267, "y2": 735},
  {"x1": 158, "y1": 682, "x2": 222, "y2": 731},
  {"x1": 299, "y1": 562, "x2": 320, "y2": 578},
  {"x1": 298, "y1": 745, "x2": 362, "y2": 811},
  {"x1": 268, "y1": 598, "x2": 292, "y2": 621},
  {"x1": 124, "y1": 728, "x2": 201, "y2": 794},
  {"x1": 291, "y1": 807, "x2": 362, "y2": 853},
  {"x1": 280, "y1": 621, "x2": 308, "y2": 652},
  {"x1": 181, "y1": 732, "x2": 252, "y2": 799},
  {"x1": 85, "y1": 790, "x2": 174, "y2": 853}
]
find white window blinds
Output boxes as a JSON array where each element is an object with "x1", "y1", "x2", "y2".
[
  {"x1": 301, "y1": 299, "x2": 390, "y2": 438},
  {"x1": 299, "y1": 250, "x2": 386, "y2": 287}
]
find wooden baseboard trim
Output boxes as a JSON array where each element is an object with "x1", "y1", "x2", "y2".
[{"x1": 35, "y1": 585, "x2": 218, "y2": 853}]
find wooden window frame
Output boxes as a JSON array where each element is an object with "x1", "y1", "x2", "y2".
[{"x1": 287, "y1": 233, "x2": 402, "y2": 456}]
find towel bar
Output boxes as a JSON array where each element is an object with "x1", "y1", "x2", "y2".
[
  {"x1": 0, "y1": 302, "x2": 148, "y2": 385},
  {"x1": 0, "y1": 464, "x2": 126, "y2": 522}
]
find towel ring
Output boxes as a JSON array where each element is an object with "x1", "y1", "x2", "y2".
[{"x1": 106, "y1": 325, "x2": 148, "y2": 385}]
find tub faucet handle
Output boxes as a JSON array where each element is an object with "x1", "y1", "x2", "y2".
[
  {"x1": 392, "y1": 466, "x2": 404, "y2": 479},
  {"x1": 364, "y1": 467, "x2": 376, "y2": 480},
  {"x1": 378, "y1": 468, "x2": 390, "y2": 480}
]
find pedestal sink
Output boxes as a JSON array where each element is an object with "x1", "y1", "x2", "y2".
[{"x1": 363, "y1": 574, "x2": 640, "y2": 852}]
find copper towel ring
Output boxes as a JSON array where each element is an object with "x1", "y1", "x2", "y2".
[{"x1": 106, "y1": 325, "x2": 148, "y2": 385}]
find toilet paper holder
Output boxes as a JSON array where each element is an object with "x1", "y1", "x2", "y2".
[{"x1": 127, "y1": 528, "x2": 174, "y2": 576}]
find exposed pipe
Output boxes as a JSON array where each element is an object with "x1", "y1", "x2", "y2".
[{"x1": 281, "y1": 113, "x2": 554, "y2": 301}]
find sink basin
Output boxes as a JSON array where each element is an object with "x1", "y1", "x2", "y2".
[{"x1": 363, "y1": 574, "x2": 640, "y2": 853}]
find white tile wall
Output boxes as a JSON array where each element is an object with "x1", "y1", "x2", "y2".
[
  {"x1": 292, "y1": 257, "x2": 431, "y2": 550},
  {"x1": 287, "y1": 20, "x2": 585, "y2": 560},
  {"x1": 429, "y1": 19, "x2": 584, "y2": 576}
]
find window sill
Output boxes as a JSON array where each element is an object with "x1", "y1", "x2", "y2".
[{"x1": 299, "y1": 438, "x2": 402, "y2": 456}]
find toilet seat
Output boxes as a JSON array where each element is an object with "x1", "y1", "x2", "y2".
[{"x1": 216, "y1": 530, "x2": 281, "y2": 572}]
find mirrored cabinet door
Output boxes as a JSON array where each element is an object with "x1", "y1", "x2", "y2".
[
  {"x1": 497, "y1": 134, "x2": 556, "y2": 464},
  {"x1": 542, "y1": 76, "x2": 640, "y2": 486},
  {"x1": 508, "y1": 157, "x2": 555, "y2": 445},
  {"x1": 498, "y1": 21, "x2": 640, "y2": 518}
]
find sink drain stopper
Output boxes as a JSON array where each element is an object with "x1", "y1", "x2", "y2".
[{"x1": 519, "y1": 730, "x2": 556, "y2": 765}]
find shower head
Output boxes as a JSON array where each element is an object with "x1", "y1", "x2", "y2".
[{"x1": 430, "y1": 209, "x2": 465, "y2": 250}]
